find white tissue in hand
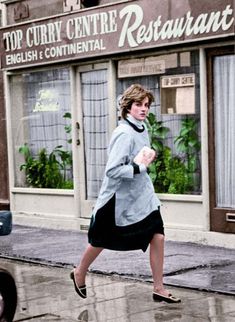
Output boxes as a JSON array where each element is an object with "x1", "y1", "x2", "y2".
[{"x1": 134, "y1": 146, "x2": 156, "y2": 164}]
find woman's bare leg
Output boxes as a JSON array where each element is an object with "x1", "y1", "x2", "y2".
[
  {"x1": 149, "y1": 233, "x2": 169, "y2": 296},
  {"x1": 74, "y1": 244, "x2": 103, "y2": 286}
]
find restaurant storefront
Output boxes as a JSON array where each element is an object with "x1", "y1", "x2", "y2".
[{"x1": 0, "y1": 0, "x2": 234, "y2": 246}]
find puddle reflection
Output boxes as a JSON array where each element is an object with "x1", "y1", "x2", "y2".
[{"x1": 0, "y1": 259, "x2": 234, "y2": 322}]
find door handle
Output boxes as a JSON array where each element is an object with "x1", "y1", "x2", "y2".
[{"x1": 76, "y1": 122, "x2": 80, "y2": 146}]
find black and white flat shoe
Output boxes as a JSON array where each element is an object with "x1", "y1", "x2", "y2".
[
  {"x1": 70, "y1": 270, "x2": 87, "y2": 299},
  {"x1": 153, "y1": 291, "x2": 181, "y2": 303}
]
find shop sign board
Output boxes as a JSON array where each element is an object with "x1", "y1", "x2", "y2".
[
  {"x1": 0, "y1": 0, "x2": 234, "y2": 69},
  {"x1": 118, "y1": 57, "x2": 165, "y2": 78},
  {"x1": 160, "y1": 74, "x2": 196, "y2": 114}
]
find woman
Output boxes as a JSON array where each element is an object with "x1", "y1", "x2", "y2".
[{"x1": 70, "y1": 84, "x2": 181, "y2": 303}]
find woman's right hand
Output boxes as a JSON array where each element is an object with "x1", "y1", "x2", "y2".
[
  {"x1": 141, "y1": 151, "x2": 156, "y2": 167},
  {"x1": 134, "y1": 147, "x2": 156, "y2": 167}
]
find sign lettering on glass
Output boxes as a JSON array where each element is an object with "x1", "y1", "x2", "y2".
[
  {"x1": 33, "y1": 89, "x2": 59, "y2": 112},
  {"x1": 161, "y1": 74, "x2": 195, "y2": 88},
  {"x1": 118, "y1": 58, "x2": 165, "y2": 78},
  {"x1": 0, "y1": 0, "x2": 234, "y2": 68}
]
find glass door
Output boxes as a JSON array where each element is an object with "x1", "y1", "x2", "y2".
[
  {"x1": 208, "y1": 47, "x2": 235, "y2": 233},
  {"x1": 75, "y1": 63, "x2": 116, "y2": 218}
]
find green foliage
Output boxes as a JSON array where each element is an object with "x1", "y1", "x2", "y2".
[
  {"x1": 167, "y1": 156, "x2": 194, "y2": 194},
  {"x1": 54, "y1": 145, "x2": 73, "y2": 181},
  {"x1": 146, "y1": 112, "x2": 170, "y2": 152},
  {"x1": 146, "y1": 113, "x2": 200, "y2": 194},
  {"x1": 19, "y1": 145, "x2": 63, "y2": 188},
  {"x1": 174, "y1": 118, "x2": 200, "y2": 153},
  {"x1": 19, "y1": 112, "x2": 73, "y2": 189},
  {"x1": 174, "y1": 118, "x2": 201, "y2": 172}
]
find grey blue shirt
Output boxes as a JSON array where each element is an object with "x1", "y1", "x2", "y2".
[{"x1": 93, "y1": 115, "x2": 161, "y2": 226}]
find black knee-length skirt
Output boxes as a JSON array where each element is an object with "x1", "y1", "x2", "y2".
[{"x1": 88, "y1": 195, "x2": 164, "y2": 252}]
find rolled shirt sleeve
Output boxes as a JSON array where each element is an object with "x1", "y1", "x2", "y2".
[{"x1": 138, "y1": 164, "x2": 147, "y2": 173}]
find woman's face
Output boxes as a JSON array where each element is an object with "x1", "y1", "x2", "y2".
[{"x1": 129, "y1": 96, "x2": 150, "y2": 121}]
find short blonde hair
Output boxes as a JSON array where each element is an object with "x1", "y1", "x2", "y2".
[{"x1": 119, "y1": 84, "x2": 154, "y2": 119}]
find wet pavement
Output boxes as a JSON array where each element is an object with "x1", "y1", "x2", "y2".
[
  {"x1": 0, "y1": 225, "x2": 235, "y2": 297},
  {"x1": 1, "y1": 258, "x2": 235, "y2": 322}
]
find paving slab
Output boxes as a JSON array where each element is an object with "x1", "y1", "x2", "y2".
[{"x1": 0, "y1": 225, "x2": 235, "y2": 295}]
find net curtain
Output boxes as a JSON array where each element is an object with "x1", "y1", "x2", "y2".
[
  {"x1": 81, "y1": 69, "x2": 109, "y2": 200},
  {"x1": 214, "y1": 55, "x2": 235, "y2": 208}
]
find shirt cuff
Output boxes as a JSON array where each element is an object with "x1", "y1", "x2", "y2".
[
  {"x1": 139, "y1": 164, "x2": 147, "y2": 173},
  {"x1": 133, "y1": 162, "x2": 140, "y2": 174},
  {"x1": 133, "y1": 163, "x2": 147, "y2": 174}
]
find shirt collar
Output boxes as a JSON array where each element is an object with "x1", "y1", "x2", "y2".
[{"x1": 126, "y1": 114, "x2": 144, "y2": 129}]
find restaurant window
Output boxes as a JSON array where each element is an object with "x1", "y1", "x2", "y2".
[
  {"x1": 117, "y1": 50, "x2": 201, "y2": 195},
  {"x1": 10, "y1": 68, "x2": 73, "y2": 189}
]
